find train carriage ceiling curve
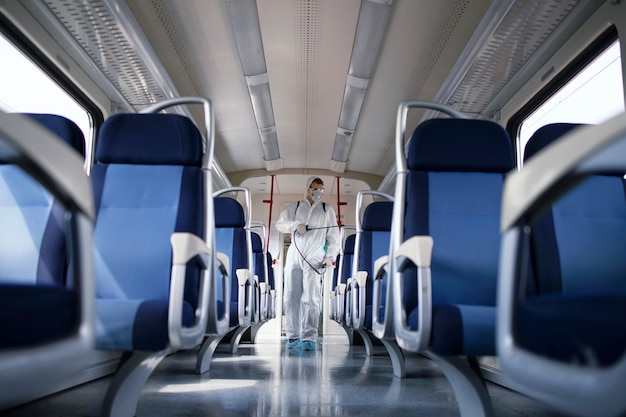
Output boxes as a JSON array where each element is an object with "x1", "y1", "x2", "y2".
[{"x1": 19, "y1": 0, "x2": 605, "y2": 197}]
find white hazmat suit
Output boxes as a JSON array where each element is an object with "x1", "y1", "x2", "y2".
[{"x1": 276, "y1": 177, "x2": 340, "y2": 343}]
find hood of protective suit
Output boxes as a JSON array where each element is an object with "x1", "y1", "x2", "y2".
[{"x1": 304, "y1": 176, "x2": 322, "y2": 198}]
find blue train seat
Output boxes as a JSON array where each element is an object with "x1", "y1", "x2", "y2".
[
  {"x1": 329, "y1": 226, "x2": 346, "y2": 321},
  {"x1": 349, "y1": 195, "x2": 406, "y2": 377},
  {"x1": 251, "y1": 231, "x2": 268, "y2": 320},
  {"x1": 392, "y1": 106, "x2": 514, "y2": 415},
  {"x1": 92, "y1": 111, "x2": 213, "y2": 417},
  {"x1": 244, "y1": 229, "x2": 266, "y2": 343},
  {"x1": 243, "y1": 226, "x2": 277, "y2": 343},
  {"x1": 215, "y1": 195, "x2": 253, "y2": 330},
  {"x1": 351, "y1": 200, "x2": 393, "y2": 331},
  {"x1": 335, "y1": 232, "x2": 356, "y2": 324},
  {"x1": 266, "y1": 251, "x2": 276, "y2": 318},
  {"x1": 498, "y1": 119, "x2": 626, "y2": 417},
  {"x1": 195, "y1": 193, "x2": 254, "y2": 374},
  {"x1": 249, "y1": 222, "x2": 276, "y2": 320},
  {"x1": 523, "y1": 122, "x2": 626, "y2": 363},
  {"x1": 0, "y1": 113, "x2": 93, "y2": 409}
]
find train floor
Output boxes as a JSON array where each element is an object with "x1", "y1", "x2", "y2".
[{"x1": 2, "y1": 333, "x2": 566, "y2": 417}]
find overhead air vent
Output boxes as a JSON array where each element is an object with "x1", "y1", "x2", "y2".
[{"x1": 38, "y1": 0, "x2": 174, "y2": 109}]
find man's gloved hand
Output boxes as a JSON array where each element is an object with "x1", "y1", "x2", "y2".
[
  {"x1": 296, "y1": 224, "x2": 307, "y2": 235},
  {"x1": 323, "y1": 257, "x2": 335, "y2": 268}
]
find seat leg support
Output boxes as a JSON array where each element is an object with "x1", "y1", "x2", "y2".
[
  {"x1": 355, "y1": 328, "x2": 375, "y2": 356},
  {"x1": 381, "y1": 339, "x2": 406, "y2": 378},
  {"x1": 102, "y1": 349, "x2": 170, "y2": 417},
  {"x1": 427, "y1": 352, "x2": 494, "y2": 417},
  {"x1": 340, "y1": 323, "x2": 355, "y2": 345},
  {"x1": 195, "y1": 335, "x2": 223, "y2": 374},
  {"x1": 249, "y1": 322, "x2": 263, "y2": 344},
  {"x1": 229, "y1": 326, "x2": 249, "y2": 354}
]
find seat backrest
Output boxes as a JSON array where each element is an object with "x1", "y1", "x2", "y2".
[
  {"x1": 403, "y1": 118, "x2": 514, "y2": 312},
  {"x1": 213, "y1": 196, "x2": 249, "y2": 326},
  {"x1": 266, "y1": 252, "x2": 275, "y2": 290},
  {"x1": 357, "y1": 202, "x2": 393, "y2": 306},
  {"x1": 92, "y1": 113, "x2": 204, "y2": 320},
  {"x1": 251, "y1": 231, "x2": 266, "y2": 283},
  {"x1": 339, "y1": 233, "x2": 356, "y2": 287},
  {"x1": 523, "y1": 122, "x2": 583, "y2": 161},
  {"x1": 331, "y1": 228, "x2": 349, "y2": 290},
  {"x1": 358, "y1": 201, "x2": 393, "y2": 329},
  {"x1": 0, "y1": 114, "x2": 85, "y2": 288},
  {"x1": 524, "y1": 123, "x2": 626, "y2": 296},
  {"x1": 333, "y1": 233, "x2": 355, "y2": 322}
]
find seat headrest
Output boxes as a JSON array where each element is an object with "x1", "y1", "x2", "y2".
[
  {"x1": 344, "y1": 233, "x2": 356, "y2": 254},
  {"x1": 214, "y1": 197, "x2": 245, "y2": 228},
  {"x1": 251, "y1": 232, "x2": 263, "y2": 252},
  {"x1": 524, "y1": 123, "x2": 586, "y2": 162},
  {"x1": 362, "y1": 201, "x2": 393, "y2": 231},
  {"x1": 96, "y1": 113, "x2": 203, "y2": 165},
  {"x1": 4, "y1": 114, "x2": 86, "y2": 158},
  {"x1": 28, "y1": 113, "x2": 86, "y2": 157},
  {"x1": 408, "y1": 118, "x2": 513, "y2": 173}
]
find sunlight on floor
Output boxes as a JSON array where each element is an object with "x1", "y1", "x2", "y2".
[{"x1": 158, "y1": 378, "x2": 258, "y2": 393}]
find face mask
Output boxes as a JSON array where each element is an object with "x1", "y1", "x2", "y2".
[{"x1": 312, "y1": 189, "x2": 323, "y2": 203}]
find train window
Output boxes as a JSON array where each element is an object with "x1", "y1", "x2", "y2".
[
  {"x1": 511, "y1": 30, "x2": 623, "y2": 166},
  {"x1": 0, "y1": 33, "x2": 93, "y2": 169}
]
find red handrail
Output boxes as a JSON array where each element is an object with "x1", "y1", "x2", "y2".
[
  {"x1": 336, "y1": 176, "x2": 347, "y2": 227},
  {"x1": 262, "y1": 174, "x2": 275, "y2": 250}
]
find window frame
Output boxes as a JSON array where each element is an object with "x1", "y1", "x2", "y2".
[
  {"x1": 506, "y1": 25, "x2": 620, "y2": 167},
  {"x1": 0, "y1": 14, "x2": 103, "y2": 169}
]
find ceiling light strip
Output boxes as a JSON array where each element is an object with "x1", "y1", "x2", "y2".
[
  {"x1": 226, "y1": 0, "x2": 282, "y2": 169},
  {"x1": 331, "y1": 0, "x2": 393, "y2": 172}
]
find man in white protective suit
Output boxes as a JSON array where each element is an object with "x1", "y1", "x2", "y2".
[{"x1": 276, "y1": 177, "x2": 340, "y2": 351}]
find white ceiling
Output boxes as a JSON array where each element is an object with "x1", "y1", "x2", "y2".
[
  {"x1": 127, "y1": 0, "x2": 494, "y2": 196},
  {"x1": 36, "y1": 0, "x2": 596, "y2": 198}
]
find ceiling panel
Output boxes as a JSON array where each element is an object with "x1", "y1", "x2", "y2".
[
  {"x1": 258, "y1": 0, "x2": 360, "y2": 171},
  {"x1": 56, "y1": 0, "x2": 601, "y2": 199}
]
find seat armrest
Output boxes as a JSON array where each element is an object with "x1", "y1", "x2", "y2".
[
  {"x1": 259, "y1": 281, "x2": 268, "y2": 320},
  {"x1": 392, "y1": 235, "x2": 434, "y2": 352},
  {"x1": 373, "y1": 256, "x2": 389, "y2": 281},
  {"x1": 371, "y1": 255, "x2": 391, "y2": 338},
  {"x1": 235, "y1": 268, "x2": 254, "y2": 326},
  {"x1": 207, "y1": 251, "x2": 230, "y2": 336},
  {"x1": 171, "y1": 232, "x2": 211, "y2": 265},
  {"x1": 236, "y1": 268, "x2": 253, "y2": 285},
  {"x1": 351, "y1": 271, "x2": 368, "y2": 329},
  {"x1": 394, "y1": 236, "x2": 433, "y2": 268},
  {"x1": 344, "y1": 278, "x2": 354, "y2": 326},
  {"x1": 216, "y1": 252, "x2": 229, "y2": 276},
  {"x1": 168, "y1": 232, "x2": 212, "y2": 349},
  {"x1": 335, "y1": 284, "x2": 347, "y2": 323},
  {"x1": 354, "y1": 271, "x2": 368, "y2": 288}
]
